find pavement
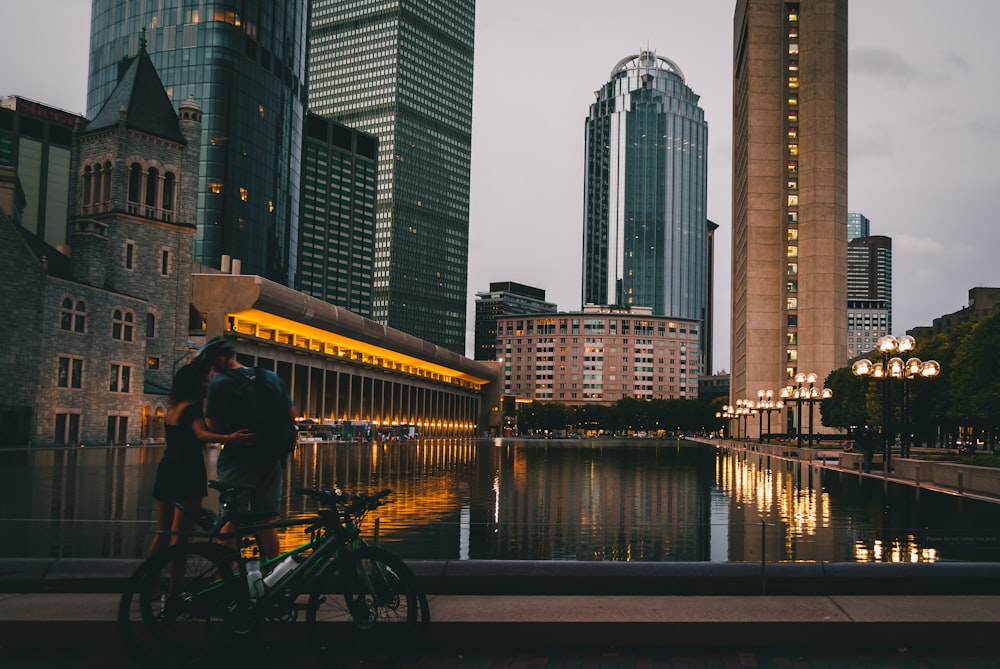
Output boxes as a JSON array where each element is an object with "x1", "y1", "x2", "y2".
[{"x1": 2, "y1": 560, "x2": 1000, "y2": 668}]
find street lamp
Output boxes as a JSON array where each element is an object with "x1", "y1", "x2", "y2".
[
  {"x1": 756, "y1": 389, "x2": 784, "y2": 444},
  {"x1": 734, "y1": 399, "x2": 756, "y2": 440},
  {"x1": 719, "y1": 405, "x2": 736, "y2": 440},
  {"x1": 781, "y1": 373, "x2": 832, "y2": 447},
  {"x1": 853, "y1": 334, "x2": 940, "y2": 471}
]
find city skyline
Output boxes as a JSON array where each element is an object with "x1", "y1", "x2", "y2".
[{"x1": 3, "y1": 1, "x2": 999, "y2": 371}]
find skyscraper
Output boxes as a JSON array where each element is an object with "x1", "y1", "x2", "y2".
[
  {"x1": 0, "y1": 97, "x2": 85, "y2": 250},
  {"x1": 298, "y1": 113, "x2": 378, "y2": 318},
  {"x1": 308, "y1": 1, "x2": 476, "y2": 354},
  {"x1": 847, "y1": 234, "x2": 892, "y2": 357},
  {"x1": 582, "y1": 50, "x2": 709, "y2": 372},
  {"x1": 847, "y1": 211, "x2": 870, "y2": 242},
  {"x1": 86, "y1": 2, "x2": 309, "y2": 286},
  {"x1": 731, "y1": 0, "x2": 848, "y2": 436}
]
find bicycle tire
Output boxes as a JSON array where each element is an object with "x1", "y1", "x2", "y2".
[
  {"x1": 306, "y1": 546, "x2": 422, "y2": 669},
  {"x1": 118, "y1": 542, "x2": 245, "y2": 669}
]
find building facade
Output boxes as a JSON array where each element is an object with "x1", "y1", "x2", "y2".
[
  {"x1": 731, "y1": 0, "x2": 848, "y2": 437},
  {"x1": 582, "y1": 50, "x2": 710, "y2": 373},
  {"x1": 86, "y1": 1, "x2": 309, "y2": 286},
  {"x1": 0, "y1": 97, "x2": 86, "y2": 250},
  {"x1": 297, "y1": 113, "x2": 377, "y2": 318},
  {"x1": 308, "y1": 0, "x2": 476, "y2": 354},
  {"x1": 909, "y1": 287, "x2": 1000, "y2": 339},
  {"x1": 496, "y1": 305, "x2": 700, "y2": 404},
  {"x1": 474, "y1": 281, "x2": 557, "y2": 362},
  {"x1": 0, "y1": 49, "x2": 201, "y2": 446}
]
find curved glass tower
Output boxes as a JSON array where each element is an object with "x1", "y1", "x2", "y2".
[
  {"x1": 86, "y1": 2, "x2": 308, "y2": 286},
  {"x1": 582, "y1": 50, "x2": 708, "y2": 331}
]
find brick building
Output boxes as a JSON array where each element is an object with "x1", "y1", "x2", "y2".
[{"x1": 0, "y1": 48, "x2": 201, "y2": 446}]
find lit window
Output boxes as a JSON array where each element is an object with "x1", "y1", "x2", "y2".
[
  {"x1": 240, "y1": 187, "x2": 248, "y2": 202},
  {"x1": 788, "y1": 110, "x2": 798, "y2": 122},
  {"x1": 787, "y1": 246, "x2": 799, "y2": 258},
  {"x1": 788, "y1": 96, "x2": 798, "y2": 106},
  {"x1": 788, "y1": 144, "x2": 799, "y2": 156},
  {"x1": 788, "y1": 127, "x2": 798, "y2": 138},
  {"x1": 788, "y1": 180, "x2": 798, "y2": 190},
  {"x1": 787, "y1": 229, "x2": 798, "y2": 241},
  {"x1": 789, "y1": 42, "x2": 799, "y2": 55},
  {"x1": 209, "y1": 182, "x2": 224, "y2": 194},
  {"x1": 788, "y1": 161, "x2": 798, "y2": 173},
  {"x1": 788, "y1": 77, "x2": 799, "y2": 89},
  {"x1": 788, "y1": 194, "x2": 799, "y2": 207}
]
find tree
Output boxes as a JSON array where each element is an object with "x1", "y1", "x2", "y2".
[{"x1": 821, "y1": 367, "x2": 866, "y2": 429}]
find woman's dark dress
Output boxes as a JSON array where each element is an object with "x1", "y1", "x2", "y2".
[{"x1": 153, "y1": 404, "x2": 208, "y2": 501}]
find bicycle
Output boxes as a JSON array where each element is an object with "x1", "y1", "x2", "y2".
[{"x1": 119, "y1": 480, "x2": 428, "y2": 669}]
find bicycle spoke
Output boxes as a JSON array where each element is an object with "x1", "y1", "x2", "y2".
[
  {"x1": 119, "y1": 543, "x2": 245, "y2": 669},
  {"x1": 307, "y1": 547, "x2": 421, "y2": 669}
]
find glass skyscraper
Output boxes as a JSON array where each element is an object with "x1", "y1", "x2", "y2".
[
  {"x1": 298, "y1": 113, "x2": 377, "y2": 318},
  {"x1": 308, "y1": 0, "x2": 475, "y2": 355},
  {"x1": 582, "y1": 50, "x2": 709, "y2": 368},
  {"x1": 86, "y1": 1, "x2": 309, "y2": 286}
]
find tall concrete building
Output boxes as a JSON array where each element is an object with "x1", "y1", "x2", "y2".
[
  {"x1": 86, "y1": 1, "x2": 309, "y2": 286},
  {"x1": 582, "y1": 50, "x2": 710, "y2": 373},
  {"x1": 297, "y1": 113, "x2": 378, "y2": 318},
  {"x1": 474, "y1": 281, "x2": 557, "y2": 362},
  {"x1": 731, "y1": 0, "x2": 848, "y2": 436},
  {"x1": 0, "y1": 97, "x2": 86, "y2": 250},
  {"x1": 308, "y1": 1, "x2": 476, "y2": 354}
]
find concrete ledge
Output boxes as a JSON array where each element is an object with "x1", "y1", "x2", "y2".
[{"x1": 4, "y1": 559, "x2": 1000, "y2": 596}]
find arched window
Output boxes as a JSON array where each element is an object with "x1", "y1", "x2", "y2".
[
  {"x1": 102, "y1": 161, "x2": 112, "y2": 201},
  {"x1": 146, "y1": 312, "x2": 156, "y2": 338},
  {"x1": 162, "y1": 172, "x2": 176, "y2": 211},
  {"x1": 93, "y1": 164, "x2": 103, "y2": 207},
  {"x1": 82, "y1": 166, "x2": 92, "y2": 206},
  {"x1": 112, "y1": 308, "x2": 134, "y2": 342},
  {"x1": 145, "y1": 167, "x2": 159, "y2": 207},
  {"x1": 60, "y1": 297, "x2": 86, "y2": 332},
  {"x1": 128, "y1": 163, "x2": 142, "y2": 203}
]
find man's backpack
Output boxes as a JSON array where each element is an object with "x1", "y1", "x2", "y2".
[{"x1": 226, "y1": 367, "x2": 297, "y2": 461}]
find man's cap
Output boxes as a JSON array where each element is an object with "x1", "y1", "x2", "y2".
[{"x1": 194, "y1": 336, "x2": 235, "y2": 369}]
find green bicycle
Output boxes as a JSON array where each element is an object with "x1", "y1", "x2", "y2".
[{"x1": 118, "y1": 481, "x2": 428, "y2": 669}]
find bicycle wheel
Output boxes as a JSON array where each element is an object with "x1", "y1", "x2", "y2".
[
  {"x1": 307, "y1": 546, "x2": 421, "y2": 669},
  {"x1": 119, "y1": 542, "x2": 245, "y2": 669}
]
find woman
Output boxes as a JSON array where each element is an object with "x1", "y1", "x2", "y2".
[{"x1": 148, "y1": 363, "x2": 254, "y2": 556}]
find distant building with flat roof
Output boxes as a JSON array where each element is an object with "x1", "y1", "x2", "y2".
[{"x1": 474, "y1": 281, "x2": 557, "y2": 362}]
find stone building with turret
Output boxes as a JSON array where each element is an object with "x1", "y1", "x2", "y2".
[{"x1": 0, "y1": 47, "x2": 201, "y2": 446}]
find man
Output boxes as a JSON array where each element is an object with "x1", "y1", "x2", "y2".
[{"x1": 196, "y1": 336, "x2": 296, "y2": 558}]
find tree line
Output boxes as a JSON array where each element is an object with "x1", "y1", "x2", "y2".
[{"x1": 514, "y1": 309, "x2": 1000, "y2": 447}]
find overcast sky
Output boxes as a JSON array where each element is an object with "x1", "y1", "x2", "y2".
[{"x1": 3, "y1": 1, "x2": 999, "y2": 370}]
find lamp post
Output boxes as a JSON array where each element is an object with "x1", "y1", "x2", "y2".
[
  {"x1": 853, "y1": 334, "x2": 940, "y2": 471},
  {"x1": 756, "y1": 390, "x2": 783, "y2": 444},
  {"x1": 781, "y1": 373, "x2": 832, "y2": 447},
  {"x1": 719, "y1": 405, "x2": 736, "y2": 440},
  {"x1": 734, "y1": 399, "x2": 757, "y2": 441}
]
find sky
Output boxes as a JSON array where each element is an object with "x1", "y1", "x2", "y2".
[{"x1": 3, "y1": 1, "x2": 999, "y2": 371}]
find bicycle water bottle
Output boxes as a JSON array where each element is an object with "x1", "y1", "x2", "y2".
[
  {"x1": 263, "y1": 555, "x2": 298, "y2": 588},
  {"x1": 246, "y1": 559, "x2": 265, "y2": 598}
]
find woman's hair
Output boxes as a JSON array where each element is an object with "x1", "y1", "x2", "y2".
[{"x1": 169, "y1": 363, "x2": 207, "y2": 405}]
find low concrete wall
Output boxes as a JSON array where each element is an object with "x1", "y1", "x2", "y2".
[{"x1": 4, "y1": 558, "x2": 1000, "y2": 596}]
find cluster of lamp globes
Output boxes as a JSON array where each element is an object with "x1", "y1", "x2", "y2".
[{"x1": 851, "y1": 334, "x2": 941, "y2": 381}]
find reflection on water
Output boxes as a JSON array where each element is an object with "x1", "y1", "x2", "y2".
[{"x1": 1, "y1": 439, "x2": 997, "y2": 561}]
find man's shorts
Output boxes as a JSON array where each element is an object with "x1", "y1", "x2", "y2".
[{"x1": 217, "y1": 459, "x2": 283, "y2": 517}]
